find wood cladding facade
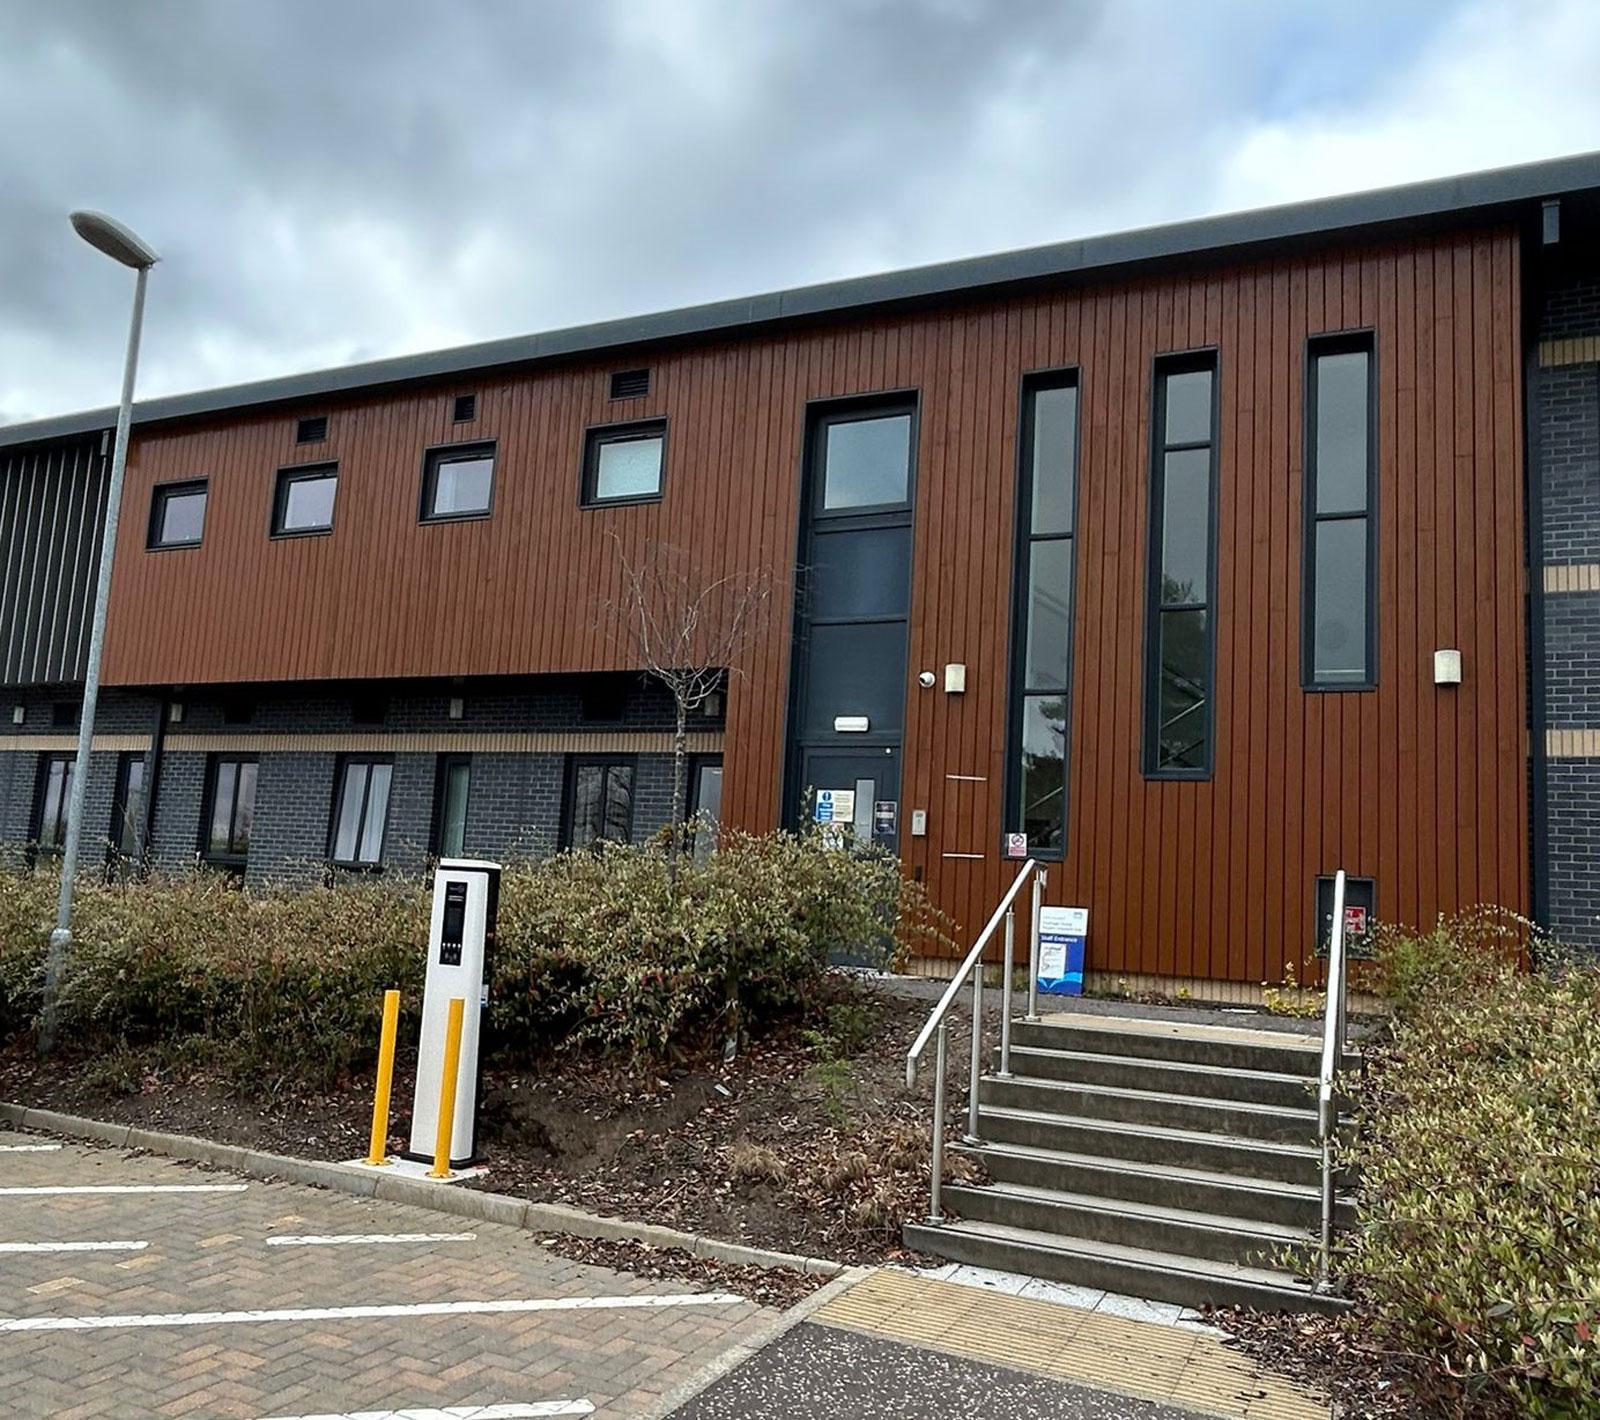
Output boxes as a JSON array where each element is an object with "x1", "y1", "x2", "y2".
[{"x1": 102, "y1": 226, "x2": 1530, "y2": 983}]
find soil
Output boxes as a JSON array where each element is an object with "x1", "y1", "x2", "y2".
[
  {"x1": 537, "y1": 1234, "x2": 829, "y2": 1310},
  {"x1": 0, "y1": 978, "x2": 980, "y2": 1266}
]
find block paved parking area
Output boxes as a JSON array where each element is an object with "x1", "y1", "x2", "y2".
[{"x1": 0, "y1": 1127, "x2": 771, "y2": 1419}]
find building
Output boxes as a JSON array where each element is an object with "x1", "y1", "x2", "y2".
[{"x1": 2, "y1": 151, "x2": 1598, "y2": 997}]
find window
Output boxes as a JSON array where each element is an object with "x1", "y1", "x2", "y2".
[
  {"x1": 1006, "y1": 372, "x2": 1080, "y2": 857},
  {"x1": 272, "y1": 464, "x2": 338, "y2": 536},
  {"x1": 148, "y1": 479, "x2": 208, "y2": 549},
  {"x1": 109, "y1": 752, "x2": 148, "y2": 863},
  {"x1": 689, "y1": 755, "x2": 723, "y2": 863},
  {"x1": 1144, "y1": 353, "x2": 1218, "y2": 776},
  {"x1": 432, "y1": 754, "x2": 471, "y2": 858},
  {"x1": 296, "y1": 415, "x2": 328, "y2": 444},
  {"x1": 1304, "y1": 334, "x2": 1376, "y2": 688},
  {"x1": 582, "y1": 420, "x2": 666, "y2": 505},
  {"x1": 819, "y1": 410, "x2": 913, "y2": 512},
  {"x1": 609, "y1": 368, "x2": 650, "y2": 400},
  {"x1": 31, "y1": 753, "x2": 74, "y2": 856},
  {"x1": 420, "y1": 442, "x2": 495, "y2": 522},
  {"x1": 452, "y1": 392, "x2": 477, "y2": 423},
  {"x1": 563, "y1": 756, "x2": 634, "y2": 848},
  {"x1": 51, "y1": 701, "x2": 80, "y2": 729},
  {"x1": 330, "y1": 757, "x2": 393, "y2": 868},
  {"x1": 202, "y1": 755, "x2": 258, "y2": 866}
]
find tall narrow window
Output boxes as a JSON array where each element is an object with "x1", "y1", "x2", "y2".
[
  {"x1": 109, "y1": 752, "x2": 148, "y2": 864},
  {"x1": 1145, "y1": 353, "x2": 1218, "y2": 776},
  {"x1": 1304, "y1": 334, "x2": 1376, "y2": 688},
  {"x1": 563, "y1": 756, "x2": 635, "y2": 848},
  {"x1": 432, "y1": 754, "x2": 471, "y2": 858},
  {"x1": 1006, "y1": 372, "x2": 1079, "y2": 856},
  {"x1": 31, "y1": 753, "x2": 74, "y2": 856},
  {"x1": 202, "y1": 755, "x2": 258, "y2": 868},
  {"x1": 689, "y1": 754, "x2": 724, "y2": 863},
  {"x1": 330, "y1": 757, "x2": 393, "y2": 868}
]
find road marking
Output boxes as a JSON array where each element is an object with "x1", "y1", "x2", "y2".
[
  {"x1": 260, "y1": 1405, "x2": 595, "y2": 1420},
  {"x1": 0, "y1": 1143, "x2": 62, "y2": 1153},
  {"x1": 266, "y1": 1232, "x2": 478, "y2": 1247},
  {"x1": 0, "y1": 1291, "x2": 744, "y2": 1332},
  {"x1": 0, "y1": 1241, "x2": 149, "y2": 1254},
  {"x1": 0, "y1": 1183, "x2": 249, "y2": 1196}
]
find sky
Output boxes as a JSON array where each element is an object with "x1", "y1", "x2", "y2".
[{"x1": 2, "y1": 0, "x2": 1599, "y2": 426}]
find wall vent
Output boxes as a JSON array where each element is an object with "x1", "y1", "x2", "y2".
[
  {"x1": 609, "y1": 368, "x2": 650, "y2": 400},
  {"x1": 296, "y1": 415, "x2": 328, "y2": 444},
  {"x1": 453, "y1": 393, "x2": 477, "y2": 423}
]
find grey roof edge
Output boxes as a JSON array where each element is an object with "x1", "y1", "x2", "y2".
[{"x1": 5, "y1": 148, "x2": 1598, "y2": 452}]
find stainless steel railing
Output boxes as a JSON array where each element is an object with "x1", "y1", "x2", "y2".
[
  {"x1": 1315, "y1": 868, "x2": 1351, "y2": 1291},
  {"x1": 907, "y1": 859, "x2": 1046, "y2": 1224}
]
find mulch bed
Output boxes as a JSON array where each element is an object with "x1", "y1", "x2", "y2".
[{"x1": 538, "y1": 1233, "x2": 828, "y2": 1310}]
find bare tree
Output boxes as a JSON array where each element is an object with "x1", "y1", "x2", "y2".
[{"x1": 606, "y1": 537, "x2": 773, "y2": 876}]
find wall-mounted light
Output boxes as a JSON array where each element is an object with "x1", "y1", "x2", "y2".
[
  {"x1": 448, "y1": 696, "x2": 465, "y2": 720},
  {"x1": 1433, "y1": 649, "x2": 1462, "y2": 686},
  {"x1": 10, "y1": 706, "x2": 23, "y2": 726}
]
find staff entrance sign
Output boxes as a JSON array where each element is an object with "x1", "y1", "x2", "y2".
[{"x1": 1037, "y1": 906, "x2": 1087, "y2": 996}]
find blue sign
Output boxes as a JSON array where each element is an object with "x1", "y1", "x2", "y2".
[{"x1": 1037, "y1": 906, "x2": 1087, "y2": 996}]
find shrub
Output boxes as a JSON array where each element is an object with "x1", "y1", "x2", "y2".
[{"x1": 1344, "y1": 911, "x2": 1600, "y2": 1417}]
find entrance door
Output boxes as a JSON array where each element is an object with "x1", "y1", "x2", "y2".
[{"x1": 787, "y1": 396, "x2": 917, "y2": 852}]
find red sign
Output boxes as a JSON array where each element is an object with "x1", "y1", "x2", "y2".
[
  {"x1": 1343, "y1": 905, "x2": 1368, "y2": 937},
  {"x1": 1004, "y1": 832, "x2": 1028, "y2": 860}
]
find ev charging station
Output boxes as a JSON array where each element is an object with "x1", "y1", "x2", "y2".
[{"x1": 405, "y1": 858, "x2": 500, "y2": 1170}]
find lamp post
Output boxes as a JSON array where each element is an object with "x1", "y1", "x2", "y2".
[{"x1": 37, "y1": 211, "x2": 159, "y2": 1054}]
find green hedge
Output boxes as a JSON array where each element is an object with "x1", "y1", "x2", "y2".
[
  {"x1": 0, "y1": 830, "x2": 946, "y2": 1089},
  {"x1": 1348, "y1": 911, "x2": 1600, "y2": 1417}
]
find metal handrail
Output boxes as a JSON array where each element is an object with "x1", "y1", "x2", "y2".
[
  {"x1": 908, "y1": 858, "x2": 1045, "y2": 1224},
  {"x1": 1315, "y1": 868, "x2": 1350, "y2": 1290}
]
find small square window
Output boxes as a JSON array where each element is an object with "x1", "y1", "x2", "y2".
[
  {"x1": 272, "y1": 464, "x2": 338, "y2": 536},
  {"x1": 296, "y1": 415, "x2": 328, "y2": 444},
  {"x1": 51, "y1": 701, "x2": 80, "y2": 729},
  {"x1": 582, "y1": 420, "x2": 666, "y2": 506},
  {"x1": 351, "y1": 692, "x2": 387, "y2": 726},
  {"x1": 148, "y1": 480, "x2": 208, "y2": 549},
  {"x1": 579, "y1": 676, "x2": 629, "y2": 723},
  {"x1": 609, "y1": 369, "x2": 650, "y2": 400},
  {"x1": 452, "y1": 393, "x2": 477, "y2": 423},
  {"x1": 420, "y1": 442, "x2": 495, "y2": 522}
]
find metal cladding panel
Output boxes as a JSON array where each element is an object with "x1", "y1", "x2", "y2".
[
  {"x1": 0, "y1": 434, "x2": 110, "y2": 686},
  {"x1": 97, "y1": 227, "x2": 1529, "y2": 986}
]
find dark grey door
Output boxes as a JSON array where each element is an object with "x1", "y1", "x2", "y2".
[{"x1": 788, "y1": 397, "x2": 916, "y2": 852}]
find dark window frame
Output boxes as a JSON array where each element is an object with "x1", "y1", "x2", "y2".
[
  {"x1": 1003, "y1": 367, "x2": 1082, "y2": 861},
  {"x1": 328, "y1": 754, "x2": 395, "y2": 870},
  {"x1": 108, "y1": 751, "x2": 149, "y2": 867},
  {"x1": 580, "y1": 418, "x2": 668, "y2": 508},
  {"x1": 199, "y1": 753, "x2": 259, "y2": 868},
  {"x1": 30, "y1": 751, "x2": 75, "y2": 860},
  {"x1": 1302, "y1": 330, "x2": 1379, "y2": 691},
  {"x1": 147, "y1": 478, "x2": 209, "y2": 550},
  {"x1": 270, "y1": 462, "x2": 339, "y2": 539},
  {"x1": 687, "y1": 752, "x2": 724, "y2": 861},
  {"x1": 430, "y1": 752, "x2": 472, "y2": 859},
  {"x1": 560, "y1": 754, "x2": 637, "y2": 849},
  {"x1": 1142, "y1": 349, "x2": 1220, "y2": 779},
  {"x1": 810, "y1": 399, "x2": 918, "y2": 520},
  {"x1": 418, "y1": 440, "x2": 497, "y2": 524}
]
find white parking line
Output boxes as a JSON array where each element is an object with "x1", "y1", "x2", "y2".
[
  {"x1": 266, "y1": 1232, "x2": 477, "y2": 1247},
  {"x1": 260, "y1": 1405, "x2": 595, "y2": 1420},
  {"x1": 0, "y1": 1183, "x2": 248, "y2": 1196},
  {"x1": 0, "y1": 1241, "x2": 149, "y2": 1254},
  {"x1": 0, "y1": 1143, "x2": 62, "y2": 1153},
  {"x1": 0, "y1": 1291, "x2": 744, "y2": 1332}
]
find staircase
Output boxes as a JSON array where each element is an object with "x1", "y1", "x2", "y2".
[{"x1": 904, "y1": 1012, "x2": 1357, "y2": 1314}]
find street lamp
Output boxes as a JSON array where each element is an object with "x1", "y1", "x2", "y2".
[{"x1": 37, "y1": 211, "x2": 159, "y2": 1054}]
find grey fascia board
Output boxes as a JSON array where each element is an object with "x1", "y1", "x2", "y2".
[{"x1": 4, "y1": 148, "x2": 1598, "y2": 452}]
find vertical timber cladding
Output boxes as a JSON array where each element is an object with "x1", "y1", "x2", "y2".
[{"x1": 100, "y1": 229, "x2": 1529, "y2": 984}]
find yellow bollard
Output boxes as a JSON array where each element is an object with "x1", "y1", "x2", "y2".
[
  {"x1": 427, "y1": 997, "x2": 466, "y2": 1179},
  {"x1": 364, "y1": 989, "x2": 401, "y2": 1167}
]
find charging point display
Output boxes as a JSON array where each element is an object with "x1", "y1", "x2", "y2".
[{"x1": 407, "y1": 858, "x2": 500, "y2": 1169}]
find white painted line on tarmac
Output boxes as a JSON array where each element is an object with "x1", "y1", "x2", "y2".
[
  {"x1": 0, "y1": 1291, "x2": 745, "y2": 1332},
  {"x1": 0, "y1": 1143, "x2": 62, "y2": 1152},
  {"x1": 0, "y1": 1241, "x2": 149, "y2": 1254},
  {"x1": 260, "y1": 1404, "x2": 595, "y2": 1420},
  {"x1": 266, "y1": 1232, "x2": 477, "y2": 1248},
  {"x1": 0, "y1": 1183, "x2": 248, "y2": 1196}
]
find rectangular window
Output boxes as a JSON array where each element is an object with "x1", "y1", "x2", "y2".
[
  {"x1": 1144, "y1": 353, "x2": 1218, "y2": 776},
  {"x1": 582, "y1": 419, "x2": 666, "y2": 505},
  {"x1": 148, "y1": 479, "x2": 208, "y2": 549},
  {"x1": 202, "y1": 755, "x2": 258, "y2": 866},
  {"x1": 689, "y1": 754, "x2": 724, "y2": 863},
  {"x1": 330, "y1": 757, "x2": 393, "y2": 868},
  {"x1": 562, "y1": 756, "x2": 635, "y2": 849},
  {"x1": 420, "y1": 442, "x2": 495, "y2": 522},
  {"x1": 272, "y1": 464, "x2": 338, "y2": 536},
  {"x1": 1005, "y1": 372, "x2": 1080, "y2": 857},
  {"x1": 432, "y1": 753, "x2": 471, "y2": 858},
  {"x1": 819, "y1": 410, "x2": 913, "y2": 512},
  {"x1": 31, "y1": 753, "x2": 74, "y2": 855},
  {"x1": 109, "y1": 752, "x2": 148, "y2": 863},
  {"x1": 1304, "y1": 334, "x2": 1376, "y2": 688}
]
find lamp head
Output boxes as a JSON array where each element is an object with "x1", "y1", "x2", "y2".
[{"x1": 69, "y1": 210, "x2": 159, "y2": 270}]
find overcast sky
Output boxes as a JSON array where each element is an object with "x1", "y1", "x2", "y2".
[{"x1": 3, "y1": 0, "x2": 1599, "y2": 425}]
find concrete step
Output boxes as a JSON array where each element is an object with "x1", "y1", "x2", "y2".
[
  {"x1": 957, "y1": 1140, "x2": 1355, "y2": 1231},
  {"x1": 1002, "y1": 1045, "x2": 1319, "y2": 1110},
  {"x1": 902, "y1": 1218, "x2": 1349, "y2": 1315},
  {"x1": 939, "y1": 1181, "x2": 1311, "y2": 1269},
  {"x1": 1011, "y1": 1015, "x2": 1359, "y2": 1077},
  {"x1": 980, "y1": 1074, "x2": 1325, "y2": 1144},
  {"x1": 977, "y1": 1105, "x2": 1325, "y2": 1185}
]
